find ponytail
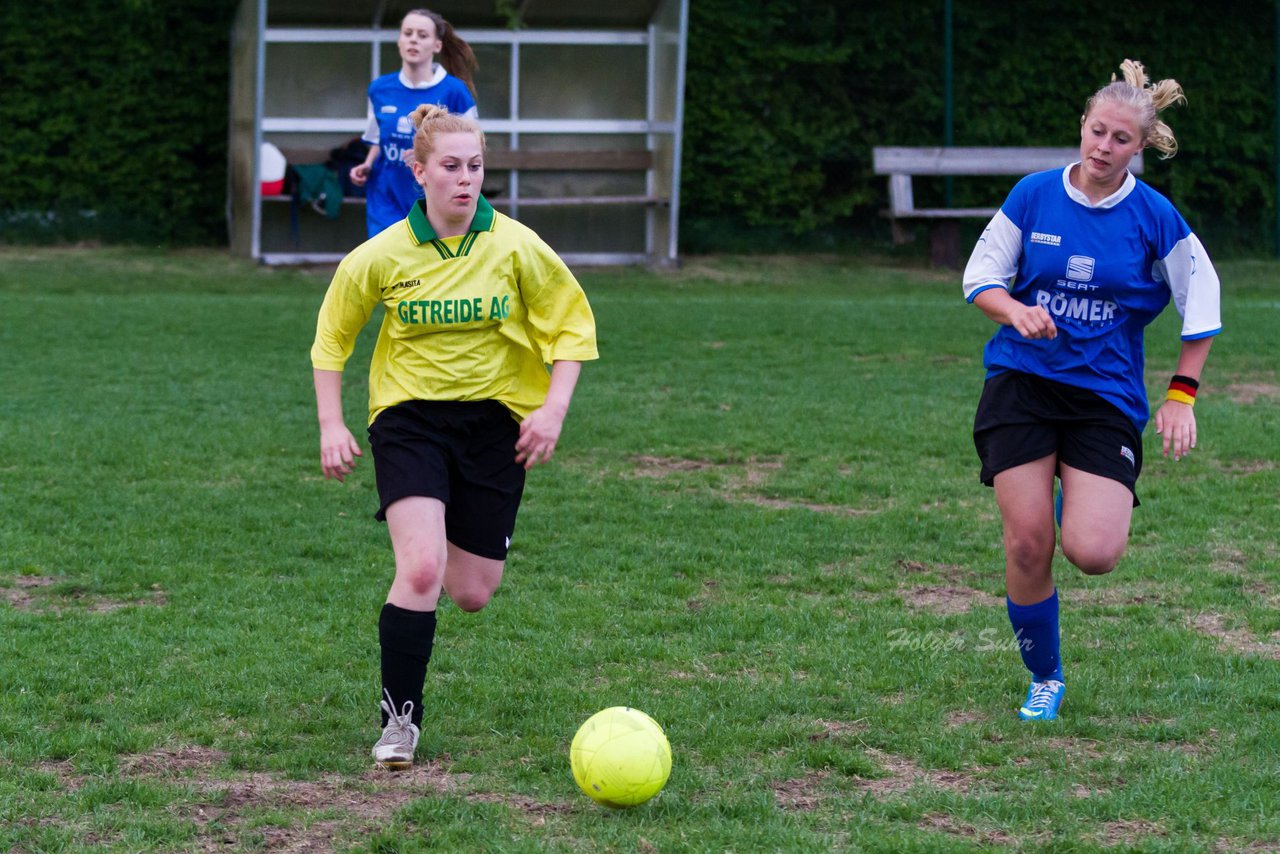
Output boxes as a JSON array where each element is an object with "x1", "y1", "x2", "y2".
[{"x1": 1083, "y1": 59, "x2": 1186, "y2": 159}]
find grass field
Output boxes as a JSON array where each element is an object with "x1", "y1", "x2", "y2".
[{"x1": 1, "y1": 246, "x2": 1277, "y2": 853}]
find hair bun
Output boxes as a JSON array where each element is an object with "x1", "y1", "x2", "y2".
[{"x1": 409, "y1": 104, "x2": 452, "y2": 128}]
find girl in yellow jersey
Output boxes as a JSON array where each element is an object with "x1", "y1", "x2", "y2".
[{"x1": 311, "y1": 105, "x2": 598, "y2": 769}]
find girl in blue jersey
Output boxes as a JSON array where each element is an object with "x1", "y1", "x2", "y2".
[
  {"x1": 962, "y1": 60, "x2": 1221, "y2": 721},
  {"x1": 349, "y1": 9, "x2": 479, "y2": 237}
]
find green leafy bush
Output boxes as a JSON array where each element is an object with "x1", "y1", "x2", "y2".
[
  {"x1": 681, "y1": 0, "x2": 1276, "y2": 255},
  {"x1": 0, "y1": 0, "x2": 239, "y2": 244},
  {"x1": 0, "y1": 0, "x2": 1273, "y2": 254}
]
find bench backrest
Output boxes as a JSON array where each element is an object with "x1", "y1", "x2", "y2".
[
  {"x1": 872, "y1": 146, "x2": 1143, "y2": 176},
  {"x1": 278, "y1": 147, "x2": 654, "y2": 173},
  {"x1": 484, "y1": 149, "x2": 653, "y2": 171}
]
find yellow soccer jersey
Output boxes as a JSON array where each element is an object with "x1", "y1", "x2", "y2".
[{"x1": 311, "y1": 196, "x2": 599, "y2": 424}]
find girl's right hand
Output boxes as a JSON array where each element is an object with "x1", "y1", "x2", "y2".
[
  {"x1": 320, "y1": 424, "x2": 363, "y2": 482},
  {"x1": 349, "y1": 164, "x2": 370, "y2": 187},
  {"x1": 1008, "y1": 304, "x2": 1057, "y2": 340}
]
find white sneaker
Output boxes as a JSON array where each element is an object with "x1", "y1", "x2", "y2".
[{"x1": 372, "y1": 689, "x2": 420, "y2": 769}]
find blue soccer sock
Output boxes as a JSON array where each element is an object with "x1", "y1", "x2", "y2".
[{"x1": 1006, "y1": 589, "x2": 1063, "y2": 683}]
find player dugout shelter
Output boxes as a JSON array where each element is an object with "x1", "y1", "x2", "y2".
[{"x1": 228, "y1": 0, "x2": 689, "y2": 266}]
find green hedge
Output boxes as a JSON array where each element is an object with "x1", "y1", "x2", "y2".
[
  {"x1": 0, "y1": 0, "x2": 239, "y2": 244},
  {"x1": 680, "y1": 0, "x2": 1277, "y2": 255},
  {"x1": 0, "y1": 0, "x2": 1274, "y2": 254}
]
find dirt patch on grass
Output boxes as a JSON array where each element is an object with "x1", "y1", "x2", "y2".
[
  {"x1": 102, "y1": 746, "x2": 485, "y2": 852},
  {"x1": 467, "y1": 791, "x2": 573, "y2": 819},
  {"x1": 737, "y1": 494, "x2": 874, "y2": 516},
  {"x1": 772, "y1": 770, "x2": 829, "y2": 810},
  {"x1": 889, "y1": 561, "x2": 999, "y2": 615},
  {"x1": 903, "y1": 585, "x2": 1002, "y2": 615},
  {"x1": 945, "y1": 711, "x2": 986, "y2": 728},
  {"x1": 1077, "y1": 582, "x2": 1185, "y2": 607},
  {"x1": 1211, "y1": 546, "x2": 1250, "y2": 575},
  {"x1": 189, "y1": 761, "x2": 476, "y2": 851},
  {"x1": 122, "y1": 745, "x2": 228, "y2": 775},
  {"x1": 630, "y1": 455, "x2": 721, "y2": 477},
  {"x1": 628, "y1": 455, "x2": 875, "y2": 516},
  {"x1": 895, "y1": 559, "x2": 986, "y2": 585},
  {"x1": 1242, "y1": 580, "x2": 1280, "y2": 608},
  {"x1": 1155, "y1": 736, "x2": 1215, "y2": 757},
  {"x1": 3, "y1": 575, "x2": 56, "y2": 608},
  {"x1": 854, "y1": 748, "x2": 973, "y2": 796},
  {"x1": 685, "y1": 578, "x2": 721, "y2": 614},
  {"x1": 1213, "y1": 836, "x2": 1280, "y2": 852},
  {"x1": 1191, "y1": 613, "x2": 1280, "y2": 660},
  {"x1": 1096, "y1": 819, "x2": 1167, "y2": 847},
  {"x1": 808, "y1": 719, "x2": 867, "y2": 741},
  {"x1": 1045, "y1": 737, "x2": 1109, "y2": 761},
  {"x1": 917, "y1": 812, "x2": 1016, "y2": 846},
  {"x1": 2, "y1": 575, "x2": 166, "y2": 613},
  {"x1": 35, "y1": 759, "x2": 85, "y2": 790},
  {"x1": 1213, "y1": 458, "x2": 1276, "y2": 475},
  {"x1": 1222, "y1": 381, "x2": 1280, "y2": 405}
]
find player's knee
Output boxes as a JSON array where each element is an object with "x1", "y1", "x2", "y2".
[
  {"x1": 401, "y1": 553, "x2": 446, "y2": 597},
  {"x1": 449, "y1": 575, "x2": 502, "y2": 612},
  {"x1": 1004, "y1": 528, "x2": 1055, "y2": 573},
  {"x1": 450, "y1": 588, "x2": 492, "y2": 612},
  {"x1": 1063, "y1": 539, "x2": 1124, "y2": 575}
]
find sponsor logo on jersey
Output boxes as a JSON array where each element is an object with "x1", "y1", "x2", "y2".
[
  {"x1": 383, "y1": 142, "x2": 409, "y2": 164},
  {"x1": 1030, "y1": 231, "x2": 1062, "y2": 246},
  {"x1": 396, "y1": 115, "x2": 414, "y2": 135},
  {"x1": 1034, "y1": 289, "x2": 1117, "y2": 324},
  {"x1": 381, "y1": 105, "x2": 397, "y2": 113},
  {"x1": 1066, "y1": 255, "x2": 1095, "y2": 282},
  {"x1": 395, "y1": 294, "x2": 512, "y2": 326}
]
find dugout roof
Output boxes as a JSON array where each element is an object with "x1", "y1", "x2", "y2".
[
  {"x1": 263, "y1": 1, "x2": 659, "y2": 28},
  {"x1": 229, "y1": 0, "x2": 689, "y2": 266}
]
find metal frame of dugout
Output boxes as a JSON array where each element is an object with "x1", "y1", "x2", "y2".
[{"x1": 228, "y1": 0, "x2": 689, "y2": 267}]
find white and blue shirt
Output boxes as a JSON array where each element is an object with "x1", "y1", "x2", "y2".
[
  {"x1": 963, "y1": 165, "x2": 1221, "y2": 430},
  {"x1": 362, "y1": 66, "x2": 477, "y2": 237}
]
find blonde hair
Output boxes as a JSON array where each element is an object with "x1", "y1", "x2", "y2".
[
  {"x1": 1083, "y1": 59, "x2": 1186, "y2": 158},
  {"x1": 402, "y1": 9, "x2": 478, "y2": 96},
  {"x1": 409, "y1": 104, "x2": 485, "y2": 164}
]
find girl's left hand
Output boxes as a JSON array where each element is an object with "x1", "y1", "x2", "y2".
[
  {"x1": 1154, "y1": 400, "x2": 1197, "y2": 461},
  {"x1": 515, "y1": 404, "x2": 567, "y2": 469}
]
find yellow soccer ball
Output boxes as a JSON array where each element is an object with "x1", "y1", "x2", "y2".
[{"x1": 570, "y1": 706, "x2": 672, "y2": 808}]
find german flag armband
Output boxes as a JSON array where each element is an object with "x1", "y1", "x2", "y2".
[{"x1": 1166, "y1": 374, "x2": 1199, "y2": 407}]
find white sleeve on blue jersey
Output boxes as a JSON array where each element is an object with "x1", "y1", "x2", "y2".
[
  {"x1": 1153, "y1": 233, "x2": 1222, "y2": 339},
  {"x1": 361, "y1": 100, "x2": 378, "y2": 145},
  {"x1": 463, "y1": 104, "x2": 478, "y2": 119},
  {"x1": 962, "y1": 210, "x2": 1022, "y2": 303}
]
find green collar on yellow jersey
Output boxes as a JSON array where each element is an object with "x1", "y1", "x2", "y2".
[{"x1": 407, "y1": 195, "x2": 496, "y2": 260}]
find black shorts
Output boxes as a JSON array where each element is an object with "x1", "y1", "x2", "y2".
[
  {"x1": 973, "y1": 370, "x2": 1142, "y2": 505},
  {"x1": 367, "y1": 399, "x2": 525, "y2": 560}
]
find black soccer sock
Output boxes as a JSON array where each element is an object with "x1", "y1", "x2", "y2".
[{"x1": 378, "y1": 603, "x2": 437, "y2": 727}]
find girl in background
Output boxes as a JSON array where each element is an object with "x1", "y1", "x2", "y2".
[{"x1": 349, "y1": 8, "x2": 479, "y2": 237}]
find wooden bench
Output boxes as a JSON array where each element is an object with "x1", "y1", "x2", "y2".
[
  {"x1": 484, "y1": 148, "x2": 667, "y2": 208},
  {"x1": 267, "y1": 147, "x2": 666, "y2": 209},
  {"x1": 872, "y1": 146, "x2": 1144, "y2": 266}
]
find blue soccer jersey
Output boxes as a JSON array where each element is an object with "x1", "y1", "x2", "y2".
[
  {"x1": 963, "y1": 166, "x2": 1221, "y2": 430},
  {"x1": 362, "y1": 67, "x2": 477, "y2": 237}
]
